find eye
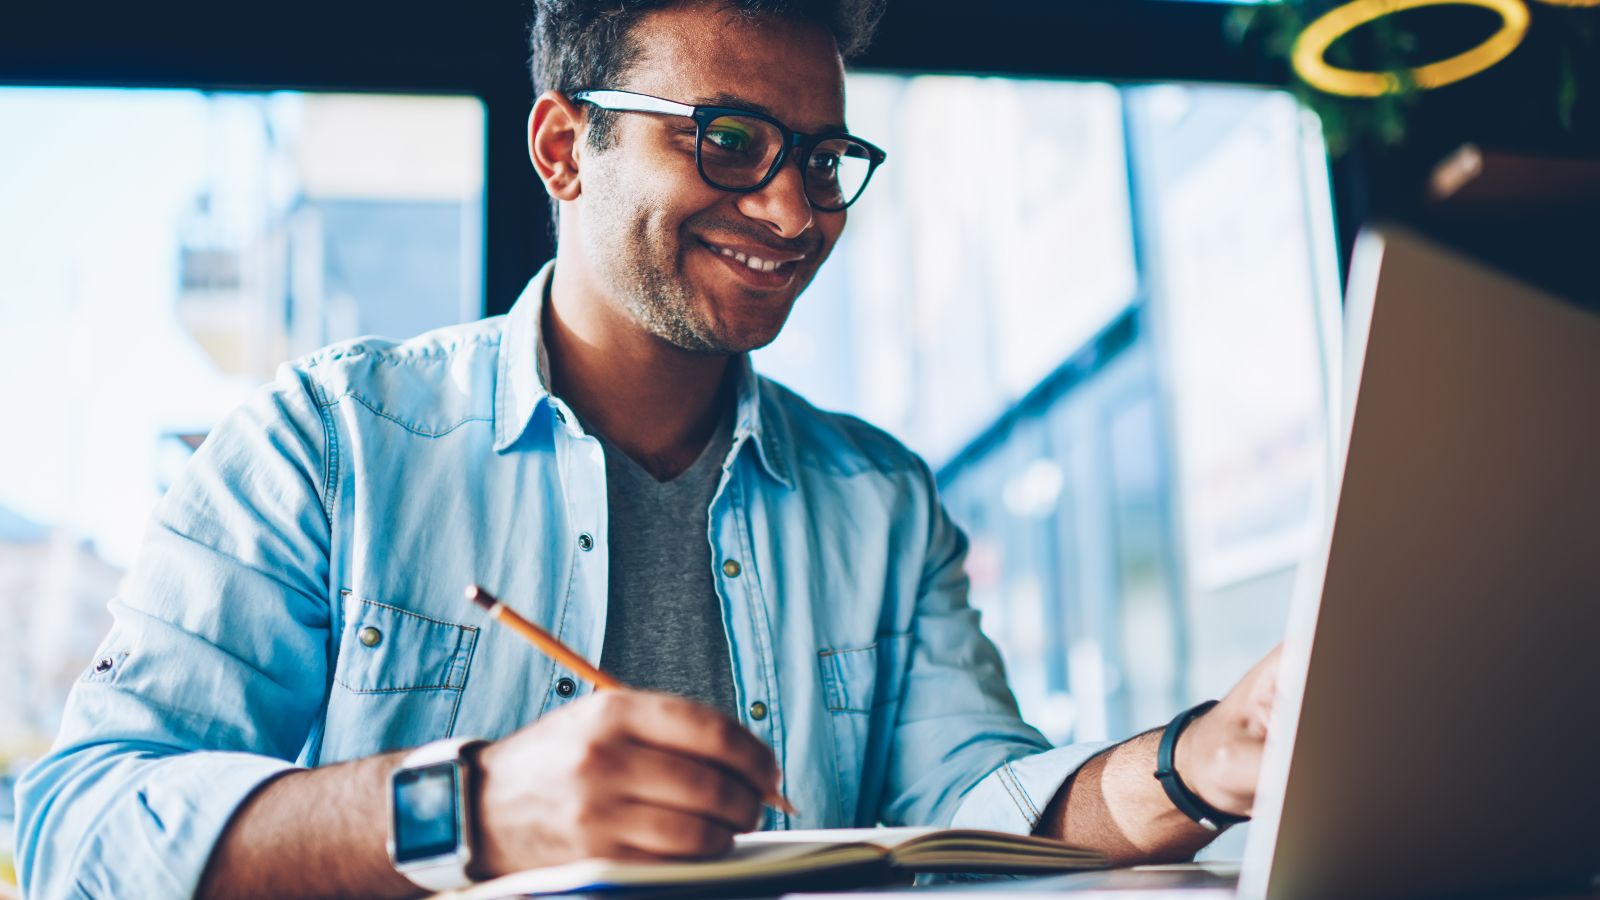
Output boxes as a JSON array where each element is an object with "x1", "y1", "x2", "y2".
[
  {"x1": 705, "y1": 124, "x2": 752, "y2": 153},
  {"x1": 807, "y1": 152, "x2": 841, "y2": 174}
]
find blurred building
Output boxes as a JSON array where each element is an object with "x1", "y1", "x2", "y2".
[
  {"x1": 758, "y1": 77, "x2": 1340, "y2": 746},
  {"x1": 176, "y1": 93, "x2": 484, "y2": 379},
  {"x1": 0, "y1": 506, "x2": 120, "y2": 765},
  {"x1": 0, "y1": 88, "x2": 485, "y2": 803}
]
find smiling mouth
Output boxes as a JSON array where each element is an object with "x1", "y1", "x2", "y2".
[{"x1": 701, "y1": 239, "x2": 805, "y2": 274}]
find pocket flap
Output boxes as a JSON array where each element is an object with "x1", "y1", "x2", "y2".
[
  {"x1": 335, "y1": 597, "x2": 478, "y2": 694},
  {"x1": 819, "y1": 632, "x2": 911, "y2": 713}
]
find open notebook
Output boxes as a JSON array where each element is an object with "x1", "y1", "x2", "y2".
[{"x1": 444, "y1": 827, "x2": 1108, "y2": 898}]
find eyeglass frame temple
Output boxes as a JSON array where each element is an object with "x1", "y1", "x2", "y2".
[{"x1": 568, "y1": 89, "x2": 886, "y2": 209}]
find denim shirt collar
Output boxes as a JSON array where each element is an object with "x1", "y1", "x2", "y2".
[{"x1": 492, "y1": 261, "x2": 795, "y2": 489}]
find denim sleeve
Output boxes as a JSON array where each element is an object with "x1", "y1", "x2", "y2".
[
  {"x1": 878, "y1": 462, "x2": 1115, "y2": 835},
  {"x1": 13, "y1": 363, "x2": 335, "y2": 899}
]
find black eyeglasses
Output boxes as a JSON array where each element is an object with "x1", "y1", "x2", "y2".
[{"x1": 570, "y1": 89, "x2": 887, "y2": 212}]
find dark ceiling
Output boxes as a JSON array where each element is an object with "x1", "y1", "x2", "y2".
[{"x1": 2, "y1": 1, "x2": 1273, "y2": 91}]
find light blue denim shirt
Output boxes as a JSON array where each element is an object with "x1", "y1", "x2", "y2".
[{"x1": 15, "y1": 264, "x2": 1112, "y2": 898}]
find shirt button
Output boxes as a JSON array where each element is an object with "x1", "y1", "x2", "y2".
[
  {"x1": 749, "y1": 700, "x2": 768, "y2": 721},
  {"x1": 554, "y1": 408, "x2": 567, "y2": 424},
  {"x1": 722, "y1": 559, "x2": 742, "y2": 578},
  {"x1": 555, "y1": 677, "x2": 577, "y2": 697},
  {"x1": 358, "y1": 626, "x2": 382, "y2": 648},
  {"x1": 94, "y1": 656, "x2": 114, "y2": 674},
  {"x1": 577, "y1": 532, "x2": 594, "y2": 552}
]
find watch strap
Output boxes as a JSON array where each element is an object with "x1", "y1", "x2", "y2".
[
  {"x1": 403, "y1": 860, "x2": 478, "y2": 894},
  {"x1": 1154, "y1": 700, "x2": 1250, "y2": 832},
  {"x1": 401, "y1": 736, "x2": 483, "y2": 768}
]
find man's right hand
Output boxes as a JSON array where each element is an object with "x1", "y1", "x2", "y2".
[{"x1": 470, "y1": 690, "x2": 781, "y2": 879}]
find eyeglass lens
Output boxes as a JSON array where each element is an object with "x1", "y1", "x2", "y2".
[{"x1": 700, "y1": 114, "x2": 874, "y2": 210}]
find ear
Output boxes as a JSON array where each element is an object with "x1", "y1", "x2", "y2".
[{"x1": 529, "y1": 90, "x2": 585, "y2": 202}]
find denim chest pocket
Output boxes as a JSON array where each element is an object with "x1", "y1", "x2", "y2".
[
  {"x1": 321, "y1": 596, "x2": 479, "y2": 762},
  {"x1": 335, "y1": 597, "x2": 478, "y2": 692},
  {"x1": 818, "y1": 632, "x2": 912, "y2": 823}
]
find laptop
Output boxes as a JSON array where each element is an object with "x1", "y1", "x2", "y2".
[
  {"x1": 1237, "y1": 225, "x2": 1600, "y2": 899},
  {"x1": 797, "y1": 226, "x2": 1600, "y2": 899}
]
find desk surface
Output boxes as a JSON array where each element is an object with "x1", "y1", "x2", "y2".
[{"x1": 785, "y1": 862, "x2": 1600, "y2": 899}]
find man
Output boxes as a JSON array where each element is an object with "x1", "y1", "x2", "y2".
[{"x1": 15, "y1": 1, "x2": 1280, "y2": 897}]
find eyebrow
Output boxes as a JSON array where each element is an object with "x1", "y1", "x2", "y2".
[{"x1": 694, "y1": 92, "x2": 849, "y2": 134}]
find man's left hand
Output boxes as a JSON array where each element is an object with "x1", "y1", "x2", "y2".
[{"x1": 1173, "y1": 643, "x2": 1283, "y2": 818}]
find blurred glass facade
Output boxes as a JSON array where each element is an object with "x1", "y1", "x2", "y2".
[
  {"x1": 0, "y1": 88, "x2": 485, "y2": 875},
  {"x1": 756, "y1": 75, "x2": 1341, "y2": 748}
]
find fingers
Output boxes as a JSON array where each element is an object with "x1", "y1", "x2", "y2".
[
  {"x1": 561, "y1": 801, "x2": 736, "y2": 863},
  {"x1": 1245, "y1": 644, "x2": 1283, "y2": 737},
  {"x1": 1169, "y1": 645, "x2": 1287, "y2": 819},
  {"x1": 611, "y1": 799, "x2": 739, "y2": 859},
  {"x1": 615, "y1": 742, "x2": 765, "y2": 833},
  {"x1": 477, "y1": 693, "x2": 778, "y2": 875},
  {"x1": 590, "y1": 691, "x2": 781, "y2": 798}
]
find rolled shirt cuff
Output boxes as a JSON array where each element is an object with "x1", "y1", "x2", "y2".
[
  {"x1": 948, "y1": 741, "x2": 1116, "y2": 835},
  {"x1": 68, "y1": 751, "x2": 302, "y2": 898}
]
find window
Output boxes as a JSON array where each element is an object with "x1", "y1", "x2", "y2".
[
  {"x1": 755, "y1": 75, "x2": 1138, "y2": 465},
  {"x1": 0, "y1": 89, "x2": 485, "y2": 838},
  {"x1": 758, "y1": 75, "x2": 1341, "y2": 748}
]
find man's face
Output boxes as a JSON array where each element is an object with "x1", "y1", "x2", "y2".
[{"x1": 572, "y1": 4, "x2": 849, "y2": 355}]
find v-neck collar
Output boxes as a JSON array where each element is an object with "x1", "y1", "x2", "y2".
[{"x1": 597, "y1": 404, "x2": 734, "y2": 488}]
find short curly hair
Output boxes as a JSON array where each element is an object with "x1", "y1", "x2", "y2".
[{"x1": 530, "y1": 0, "x2": 885, "y2": 149}]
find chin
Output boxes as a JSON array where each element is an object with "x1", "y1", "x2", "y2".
[
  {"x1": 708, "y1": 303, "x2": 796, "y2": 352},
  {"x1": 682, "y1": 325, "x2": 778, "y2": 356},
  {"x1": 728, "y1": 328, "x2": 784, "y2": 354}
]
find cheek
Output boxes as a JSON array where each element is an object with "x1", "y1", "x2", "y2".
[
  {"x1": 811, "y1": 216, "x2": 847, "y2": 268},
  {"x1": 822, "y1": 209, "x2": 847, "y2": 245},
  {"x1": 623, "y1": 146, "x2": 721, "y2": 227},
  {"x1": 586, "y1": 150, "x2": 682, "y2": 232},
  {"x1": 588, "y1": 187, "x2": 682, "y2": 272}
]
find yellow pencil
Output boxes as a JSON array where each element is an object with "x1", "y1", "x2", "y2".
[
  {"x1": 464, "y1": 584, "x2": 798, "y2": 816},
  {"x1": 467, "y1": 584, "x2": 624, "y2": 690}
]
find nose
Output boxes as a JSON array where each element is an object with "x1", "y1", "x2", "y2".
[{"x1": 735, "y1": 154, "x2": 815, "y2": 241}]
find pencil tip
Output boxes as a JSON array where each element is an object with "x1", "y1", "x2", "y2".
[{"x1": 465, "y1": 585, "x2": 495, "y2": 610}]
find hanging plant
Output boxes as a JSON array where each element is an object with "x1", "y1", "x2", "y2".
[{"x1": 1228, "y1": 0, "x2": 1599, "y2": 154}]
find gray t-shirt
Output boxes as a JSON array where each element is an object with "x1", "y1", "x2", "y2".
[{"x1": 593, "y1": 413, "x2": 739, "y2": 717}]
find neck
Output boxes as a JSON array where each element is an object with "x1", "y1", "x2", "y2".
[{"x1": 543, "y1": 263, "x2": 733, "y2": 476}]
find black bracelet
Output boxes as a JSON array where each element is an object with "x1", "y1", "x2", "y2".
[{"x1": 1154, "y1": 700, "x2": 1250, "y2": 832}]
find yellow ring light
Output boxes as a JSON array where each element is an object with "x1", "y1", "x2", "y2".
[
  {"x1": 1533, "y1": 0, "x2": 1599, "y2": 7},
  {"x1": 1292, "y1": 0, "x2": 1531, "y2": 98}
]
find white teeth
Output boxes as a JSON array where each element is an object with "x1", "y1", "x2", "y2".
[{"x1": 713, "y1": 244, "x2": 788, "y2": 273}]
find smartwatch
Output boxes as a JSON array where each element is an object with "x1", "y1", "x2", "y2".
[{"x1": 388, "y1": 737, "x2": 489, "y2": 892}]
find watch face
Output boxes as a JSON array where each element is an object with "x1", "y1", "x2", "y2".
[{"x1": 392, "y1": 761, "x2": 462, "y2": 863}]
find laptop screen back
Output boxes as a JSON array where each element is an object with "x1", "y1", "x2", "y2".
[{"x1": 1242, "y1": 227, "x2": 1600, "y2": 900}]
